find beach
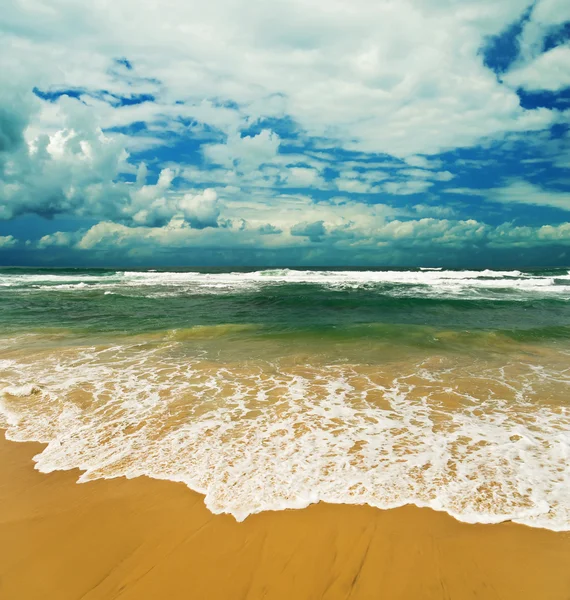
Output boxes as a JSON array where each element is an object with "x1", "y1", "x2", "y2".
[
  {"x1": 1, "y1": 267, "x2": 570, "y2": 598},
  {"x1": 1, "y1": 432, "x2": 570, "y2": 600},
  {"x1": 3, "y1": 0, "x2": 570, "y2": 594}
]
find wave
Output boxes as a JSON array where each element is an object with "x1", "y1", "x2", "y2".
[
  {"x1": 1, "y1": 342, "x2": 569, "y2": 531},
  {"x1": 168, "y1": 324, "x2": 262, "y2": 340},
  {"x1": 1, "y1": 268, "x2": 569, "y2": 300}
]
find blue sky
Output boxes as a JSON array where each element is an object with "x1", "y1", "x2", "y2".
[{"x1": 1, "y1": 0, "x2": 569, "y2": 266}]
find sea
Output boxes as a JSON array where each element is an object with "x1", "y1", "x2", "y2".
[{"x1": 0, "y1": 267, "x2": 569, "y2": 530}]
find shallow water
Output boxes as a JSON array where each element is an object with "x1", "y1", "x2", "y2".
[{"x1": 1, "y1": 267, "x2": 569, "y2": 529}]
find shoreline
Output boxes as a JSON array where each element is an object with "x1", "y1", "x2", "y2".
[{"x1": 2, "y1": 433, "x2": 570, "y2": 599}]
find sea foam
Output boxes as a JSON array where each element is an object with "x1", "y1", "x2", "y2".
[
  {"x1": 1, "y1": 342, "x2": 569, "y2": 531},
  {"x1": 0, "y1": 268, "x2": 568, "y2": 300}
]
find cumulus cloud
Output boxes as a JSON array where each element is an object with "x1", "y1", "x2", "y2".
[
  {"x1": 203, "y1": 130, "x2": 280, "y2": 170},
  {"x1": 37, "y1": 231, "x2": 78, "y2": 248},
  {"x1": 2, "y1": 0, "x2": 562, "y2": 159},
  {"x1": 0, "y1": 235, "x2": 17, "y2": 248},
  {"x1": 291, "y1": 220, "x2": 327, "y2": 242},
  {"x1": 49, "y1": 215, "x2": 570, "y2": 263},
  {"x1": 178, "y1": 189, "x2": 220, "y2": 228},
  {"x1": 283, "y1": 167, "x2": 324, "y2": 188},
  {"x1": 0, "y1": 94, "x2": 131, "y2": 221},
  {"x1": 128, "y1": 166, "x2": 220, "y2": 227},
  {"x1": 373, "y1": 218, "x2": 487, "y2": 246},
  {"x1": 1, "y1": 0, "x2": 569, "y2": 265},
  {"x1": 258, "y1": 223, "x2": 282, "y2": 235},
  {"x1": 0, "y1": 92, "x2": 221, "y2": 228},
  {"x1": 489, "y1": 221, "x2": 570, "y2": 247}
]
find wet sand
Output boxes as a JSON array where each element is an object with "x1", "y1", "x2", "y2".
[{"x1": 1, "y1": 433, "x2": 569, "y2": 600}]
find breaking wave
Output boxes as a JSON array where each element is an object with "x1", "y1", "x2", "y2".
[{"x1": 0, "y1": 267, "x2": 569, "y2": 300}]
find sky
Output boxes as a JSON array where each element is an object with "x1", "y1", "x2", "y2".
[{"x1": 1, "y1": 0, "x2": 570, "y2": 267}]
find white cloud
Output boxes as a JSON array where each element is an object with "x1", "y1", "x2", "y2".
[
  {"x1": 203, "y1": 130, "x2": 280, "y2": 170},
  {"x1": 0, "y1": 122, "x2": 130, "y2": 220},
  {"x1": 0, "y1": 93, "x2": 223, "y2": 228},
  {"x1": 38, "y1": 188, "x2": 570, "y2": 258},
  {"x1": 178, "y1": 189, "x2": 220, "y2": 228},
  {"x1": 504, "y1": 44, "x2": 570, "y2": 92},
  {"x1": 404, "y1": 156, "x2": 443, "y2": 170},
  {"x1": 283, "y1": 166, "x2": 325, "y2": 188},
  {"x1": 37, "y1": 231, "x2": 78, "y2": 248},
  {"x1": 489, "y1": 221, "x2": 570, "y2": 247},
  {"x1": 68, "y1": 214, "x2": 570, "y2": 257},
  {"x1": 447, "y1": 180, "x2": 570, "y2": 211},
  {"x1": 335, "y1": 175, "x2": 376, "y2": 194},
  {"x1": 77, "y1": 221, "x2": 138, "y2": 251},
  {"x1": 1, "y1": 0, "x2": 561, "y2": 160},
  {"x1": 400, "y1": 169, "x2": 455, "y2": 181},
  {"x1": 1, "y1": 0, "x2": 568, "y2": 263},
  {"x1": 371, "y1": 218, "x2": 487, "y2": 246},
  {"x1": 490, "y1": 181, "x2": 570, "y2": 210},
  {"x1": 515, "y1": 0, "x2": 570, "y2": 65},
  {"x1": 0, "y1": 235, "x2": 17, "y2": 248},
  {"x1": 384, "y1": 180, "x2": 434, "y2": 195}
]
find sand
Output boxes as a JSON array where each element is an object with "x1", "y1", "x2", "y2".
[{"x1": 1, "y1": 433, "x2": 569, "y2": 600}]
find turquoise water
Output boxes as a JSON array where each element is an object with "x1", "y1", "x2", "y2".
[
  {"x1": 1, "y1": 267, "x2": 570, "y2": 345},
  {"x1": 1, "y1": 268, "x2": 569, "y2": 530}
]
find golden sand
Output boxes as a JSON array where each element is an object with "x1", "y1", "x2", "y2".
[{"x1": 1, "y1": 434, "x2": 570, "y2": 600}]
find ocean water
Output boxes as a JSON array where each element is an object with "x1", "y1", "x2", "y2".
[{"x1": 0, "y1": 267, "x2": 569, "y2": 530}]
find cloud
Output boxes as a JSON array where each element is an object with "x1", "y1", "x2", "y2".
[
  {"x1": 514, "y1": 0, "x2": 570, "y2": 65},
  {"x1": 490, "y1": 181, "x2": 570, "y2": 210},
  {"x1": 33, "y1": 194, "x2": 570, "y2": 268},
  {"x1": 0, "y1": 94, "x2": 132, "y2": 221},
  {"x1": 1, "y1": 0, "x2": 569, "y2": 266},
  {"x1": 384, "y1": 180, "x2": 434, "y2": 195},
  {"x1": 178, "y1": 189, "x2": 220, "y2": 228},
  {"x1": 37, "y1": 231, "x2": 78, "y2": 248},
  {"x1": 404, "y1": 156, "x2": 443, "y2": 170},
  {"x1": 56, "y1": 215, "x2": 570, "y2": 260},
  {"x1": 399, "y1": 169, "x2": 455, "y2": 182},
  {"x1": 76, "y1": 221, "x2": 139, "y2": 251},
  {"x1": 258, "y1": 223, "x2": 282, "y2": 235},
  {"x1": 504, "y1": 44, "x2": 570, "y2": 92},
  {"x1": 372, "y1": 218, "x2": 487, "y2": 246},
  {"x1": 489, "y1": 221, "x2": 570, "y2": 247},
  {"x1": 284, "y1": 166, "x2": 324, "y2": 188},
  {"x1": 203, "y1": 130, "x2": 280, "y2": 170},
  {"x1": 291, "y1": 220, "x2": 326, "y2": 242},
  {"x1": 447, "y1": 180, "x2": 570, "y2": 211},
  {"x1": 0, "y1": 235, "x2": 17, "y2": 248},
  {"x1": 0, "y1": 104, "x2": 26, "y2": 154},
  {"x1": 2, "y1": 0, "x2": 562, "y2": 159},
  {"x1": 129, "y1": 167, "x2": 220, "y2": 227},
  {"x1": 413, "y1": 203, "x2": 457, "y2": 218},
  {"x1": 0, "y1": 92, "x2": 222, "y2": 228}
]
